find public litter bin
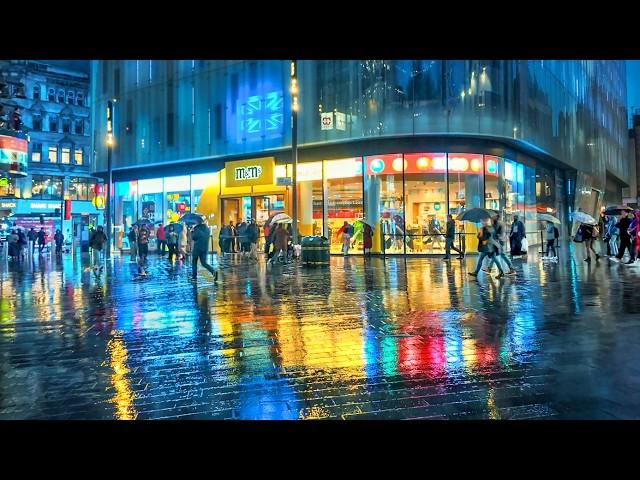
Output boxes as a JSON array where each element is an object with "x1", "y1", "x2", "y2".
[{"x1": 301, "y1": 236, "x2": 330, "y2": 265}]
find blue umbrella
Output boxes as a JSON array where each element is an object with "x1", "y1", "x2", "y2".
[{"x1": 457, "y1": 208, "x2": 497, "y2": 223}]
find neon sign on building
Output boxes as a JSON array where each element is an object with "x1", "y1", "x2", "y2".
[{"x1": 237, "y1": 91, "x2": 284, "y2": 141}]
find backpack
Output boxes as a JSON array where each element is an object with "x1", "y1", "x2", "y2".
[{"x1": 553, "y1": 227, "x2": 559, "y2": 239}]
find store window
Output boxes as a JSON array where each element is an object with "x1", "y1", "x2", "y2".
[
  {"x1": 69, "y1": 177, "x2": 97, "y2": 201},
  {"x1": 484, "y1": 155, "x2": 504, "y2": 214},
  {"x1": 0, "y1": 177, "x2": 16, "y2": 197},
  {"x1": 61, "y1": 146, "x2": 71, "y2": 164},
  {"x1": 115, "y1": 180, "x2": 138, "y2": 239},
  {"x1": 404, "y1": 153, "x2": 448, "y2": 254},
  {"x1": 325, "y1": 157, "x2": 363, "y2": 254},
  {"x1": 31, "y1": 175, "x2": 63, "y2": 200},
  {"x1": 295, "y1": 161, "x2": 323, "y2": 237},
  {"x1": 138, "y1": 178, "x2": 163, "y2": 223},
  {"x1": 447, "y1": 153, "x2": 484, "y2": 217},
  {"x1": 74, "y1": 149, "x2": 83, "y2": 165},
  {"x1": 48, "y1": 145, "x2": 58, "y2": 163},
  {"x1": 164, "y1": 175, "x2": 191, "y2": 223},
  {"x1": 504, "y1": 159, "x2": 524, "y2": 228}
]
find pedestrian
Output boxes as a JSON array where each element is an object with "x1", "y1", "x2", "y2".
[
  {"x1": 89, "y1": 225, "x2": 107, "y2": 274},
  {"x1": 191, "y1": 223, "x2": 218, "y2": 281},
  {"x1": 247, "y1": 219, "x2": 259, "y2": 260},
  {"x1": 166, "y1": 224, "x2": 179, "y2": 263},
  {"x1": 443, "y1": 214, "x2": 464, "y2": 260},
  {"x1": 599, "y1": 211, "x2": 611, "y2": 257},
  {"x1": 219, "y1": 223, "x2": 230, "y2": 254},
  {"x1": 54, "y1": 229, "x2": 64, "y2": 256},
  {"x1": 156, "y1": 223, "x2": 166, "y2": 256},
  {"x1": 491, "y1": 212, "x2": 516, "y2": 274},
  {"x1": 137, "y1": 225, "x2": 150, "y2": 265},
  {"x1": 36, "y1": 227, "x2": 46, "y2": 254},
  {"x1": 268, "y1": 223, "x2": 289, "y2": 265},
  {"x1": 612, "y1": 210, "x2": 633, "y2": 263},
  {"x1": 7, "y1": 230, "x2": 19, "y2": 261},
  {"x1": 342, "y1": 221, "x2": 353, "y2": 256},
  {"x1": 236, "y1": 220, "x2": 249, "y2": 254},
  {"x1": 229, "y1": 221, "x2": 238, "y2": 253},
  {"x1": 606, "y1": 215, "x2": 619, "y2": 258},
  {"x1": 178, "y1": 224, "x2": 188, "y2": 260},
  {"x1": 127, "y1": 226, "x2": 138, "y2": 263},
  {"x1": 577, "y1": 222, "x2": 600, "y2": 263},
  {"x1": 363, "y1": 221, "x2": 374, "y2": 257},
  {"x1": 628, "y1": 210, "x2": 640, "y2": 265},
  {"x1": 27, "y1": 227, "x2": 37, "y2": 255},
  {"x1": 17, "y1": 228, "x2": 27, "y2": 260},
  {"x1": 469, "y1": 218, "x2": 505, "y2": 279},
  {"x1": 509, "y1": 215, "x2": 526, "y2": 255},
  {"x1": 543, "y1": 220, "x2": 558, "y2": 260}
]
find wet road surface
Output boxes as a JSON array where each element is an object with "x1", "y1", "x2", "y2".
[{"x1": 1, "y1": 245, "x2": 640, "y2": 420}]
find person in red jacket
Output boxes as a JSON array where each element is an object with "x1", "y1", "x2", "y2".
[{"x1": 156, "y1": 223, "x2": 166, "y2": 256}]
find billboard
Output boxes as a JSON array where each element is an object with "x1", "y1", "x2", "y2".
[{"x1": 0, "y1": 134, "x2": 28, "y2": 176}]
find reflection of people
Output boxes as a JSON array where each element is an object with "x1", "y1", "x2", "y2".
[
  {"x1": 342, "y1": 221, "x2": 353, "y2": 256},
  {"x1": 363, "y1": 222, "x2": 373, "y2": 256}
]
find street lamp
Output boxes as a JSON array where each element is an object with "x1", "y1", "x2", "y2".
[
  {"x1": 290, "y1": 60, "x2": 299, "y2": 244},
  {"x1": 106, "y1": 100, "x2": 114, "y2": 259}
]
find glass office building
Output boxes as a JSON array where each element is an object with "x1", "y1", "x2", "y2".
[{"x1": 91, "y1": 60, "x2": 630, "y2": 254}]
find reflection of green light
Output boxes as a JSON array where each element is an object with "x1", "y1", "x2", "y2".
[
  {"x1": 434, "y1": 202, "x2": 441, "y2": 211},
  {"x1": 381, "y1": 335, "x2": 397, "y2": 377}
]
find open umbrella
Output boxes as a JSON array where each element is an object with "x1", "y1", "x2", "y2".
[
  {"x1": 135, "y1": 218, "x2": 153, "y2": 227},
  {"x1": 168, "y1": 222, "x2": 184, "y2": 234},
  {"x1": 269, "y1": 213, "x2": 292, "y2": 225},
  {"x1": 604, "y1": 205, "x2": 633, "y2": 216},
  {"x1": 538, "y1": 213, "x2": 561, "y2": 224},
  {"x1": 180, "y1": 213, "x2": 205, "y2": 226},
  {"x1": 457, "y1": 208, "x2": 497, "y2": 223},
  {"x1": 572, "y1": 211, "x2": 597, "y2": 225}
]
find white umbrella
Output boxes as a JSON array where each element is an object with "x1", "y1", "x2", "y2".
[
  {"x1": 538, "y1": 213, "x2": 561, "y2": 224},
  {"x1": 270, "y1": 213, "x2": 292, "y2": 224},
  {"x1": 573, "y1": 211, "x2": 597, "y2": 225}
]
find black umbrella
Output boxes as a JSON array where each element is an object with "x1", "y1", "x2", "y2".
[
  {"x1": 180, "y1": 213, "x2": 205, "y2": 226},
  {"x1": 457, "y1": 208, "x2": 497, "y2": 223},
  {"x1": 603, "y1": 205, "x2": 633, "y2": 216},
  {"x1": 135, "y1": 218, "x2": 153, "y2": 227}
]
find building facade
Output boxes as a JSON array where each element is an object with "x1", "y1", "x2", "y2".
[
  {"x1": 0, "y1": 60, "x2": 102, "y2": 244},
  {"x1": 91, "y1": 60, "x2": 632, "y2": 254}
]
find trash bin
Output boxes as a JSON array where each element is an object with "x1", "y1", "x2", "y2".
[{"x1": 301, "y1": 236, "x2": 329, "y2": 265}]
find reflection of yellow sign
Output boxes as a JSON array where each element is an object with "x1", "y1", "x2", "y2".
[{"x1": 225, "y1": 157, "x2": 275, "y2": 187}]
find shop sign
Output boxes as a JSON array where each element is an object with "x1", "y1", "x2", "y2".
[
  {"x1": 30, "y1": 202, "x2": 61, "y2": 210},
  {"x1": 225, "y1": 157, "x2": 275, "y2": 188},
  {"x1": 0, "y1": 134, "x2": 28, "y2": 177},
  {"x1": 1, "y1": 201, "x2": 16, "y2": 208},
  {"x1": 321, "y1": 113, "x2": 333, "y2": 130},
  {"x1": 276, "y1": 177, "x2": 292, "y2": 186},
  {"x1": 335, "y1": 112, "x2": 346, "y2": 131}
]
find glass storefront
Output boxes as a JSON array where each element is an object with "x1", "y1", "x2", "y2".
[{"x1": 111, "y1": 151, "x2": 545, "y2": 254}]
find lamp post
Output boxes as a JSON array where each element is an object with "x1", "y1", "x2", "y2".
[
  {"x1": 106, "y1": 100, "x2": 114, "y2": 259},
  {"x1": 290, "y1": 60, "x2": 299, "y2": 244}
]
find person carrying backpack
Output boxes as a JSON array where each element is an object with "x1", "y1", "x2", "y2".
[
  {"x1": 543, "y1": 221, "x2": 558, "y2": 260},
  {"x1": 89, "y1": 226, "x2": 107, "y2": 274}
]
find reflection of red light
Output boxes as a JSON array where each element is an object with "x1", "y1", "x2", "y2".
[{"x1": 177, "y1": 203, "x2": 186, "y2": 212}]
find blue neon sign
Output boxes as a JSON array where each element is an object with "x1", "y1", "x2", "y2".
[{"x1": 237, "y1": 90, "x2": 284, "y2": 141}]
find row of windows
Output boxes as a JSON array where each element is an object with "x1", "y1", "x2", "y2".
[
  {"x1": 31, "y1": 143, "x2": 84, "y2": 165},
  {"x1": 33, "y1": 86, "x2": 86, "y2": 106},
  {"x1": 31, "y1": 114, "x2": 85, "y2": 134},
  {"x1": 31, "y1": 175, "x2": 97, "y2": 201}
]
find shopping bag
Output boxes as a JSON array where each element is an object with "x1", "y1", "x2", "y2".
[{"x1": 521, "y1": 237, "x2": 529, "y2": 251}]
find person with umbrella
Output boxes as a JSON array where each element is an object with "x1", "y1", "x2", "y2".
[
  {"x1": 543, "y1": 220, "x2": 558, "y2": 260},
  {"x1": 127, "y1": 225, "x2": 138, "y2": 263},
  {"x1": 268, "y1": 223, "x2": 289, "y2": 265},
  {"x1": 574, "y1": 214, "x2": 600, "y2": 263},
  {"x1": 612, "y1": 209, "x2": 633, "y2": 263},
  {"x1": 468, "y1": 217, "x2": 505, "y2": 279}
]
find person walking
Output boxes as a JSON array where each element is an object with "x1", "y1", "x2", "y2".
[
  {"x1": 491, "y1": 212, "x2": 516, "y2": 274},
  {"x1": 543, "y1": 220, "x2": 557, "y2": 260},
  {"x1": 178, "y1": 224, "x2": 188, "y2": 261},
  {"x1": 268, "y1": 223, "x2": 290, "y2": 265},
  {"x1": 606, "y1": 215, "x2": 619, "y2": 258},
  {"x1": 469, "y1": 218, "x2": 505, "y2": 279},
  {"x1": 612, "y1": 210, "x2": 633, "y2": 263},
  {"x1": 137, "y1": 225, "x2": 150, "y2": 266},
  {"x1": 36, "y1": 227, "x2": 46, "y2": 255},
  {"x1": 627, "y1": 210, "x2": 640, "y2": 265},
  {"x1": 166, "y1": 224, "x2": 179, "y2": 263},
  {"x1": 236, "y1": 220, "x2": 249, "y2": 254},
  {"x1": 54, "y1": 229, "x2": 64, "y2": 256},
  {"x1": 342, "y1": 221, "x2": 353, "y2": 256},
  {"x1": 7, "y1": 230, "x2": 19, "y2": 261},
  {"x1": 247, "y1": 219, "x2": 259, "y2": 261},
  {"x1": 578, "y1": 222, "x2": 600, "y2": 263},
  {"x1": 27, "y1": 227, "x2": 37, "y2": 255},
  {"x1": 16, "y1": 229, "x2": 27, "y2": 260},
  {"x1": 599, "y1": 211, "x2": 611, "y2": 257},
  {"x1": 363, "y1": 221, "x2": 374, "y2": 257},
  {"x1": 443, "y1": 214, "x2": 464, "y2": 260},
  {"x1": 219, "y1": 223, "x2": 229, "y2": 254},
  {"x1": 191, "y1": 223, "x2": 218, "y2": 281},
  {"x1": 89, "y1": 225, "x2": 107, "y2": 274},
  {"x1": 127, "y1": 226, "x2": 138, "y2": 263},
  {"x1": 156, "y1": 223, "x2": 167, "y2": 256},
  {"x1": 509, "y1": 215, "x2": 526, "y2": 256}
]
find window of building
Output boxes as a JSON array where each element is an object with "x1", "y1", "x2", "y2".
[
  {"x1": 33, "y1": 85, "x2": 40, "y2": 100},
  {"x1": 62, "y1": 117, "x2": 71, "y2": 133},
  {"x1": 67, "y1": 91, "x2": 74, "y2": 105},
  {"x1": 0, "y1": 177, "x2": 16, "y2": 197},
  {"x1": 57, "y1": 90, "x2": 65, "y2": 103},
  {"x1": 31, "y1": 143, "x2": 42, "y2": 162},
  {"x1": 48, "y1": 88, "x2": 55, "y2": 102},
  {"x1": 75, "y1": 119, "x2": 83, "y2": 135},
  {"x1": 76, "y1": 92, "x2": 84, "y2": 106},
  {"x1": 32, "y1": 113, "x2": 42, "y2": 131},
  {"x1": 68, "y1": 177, "x2": 96, "y2": 201},
  {"x1": 49, "y1": 115, "x2": 58, "y2": 132},
  {"x1": 48, "y1": 145, "x2": 58, "y2": 163},
  {"x1": 61, "y1": 147, "x2": 71, "y2": 164},
  {"x1": 31, "y1": 175, "x2": 63, "y2": 200},
  {"x1": 74, "y1": 149, "x2": 83, "y2": 165},
  {"x1": 325, "y1": 158, "x2": 364, "y2": 254}
]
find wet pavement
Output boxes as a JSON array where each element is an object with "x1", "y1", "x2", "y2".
[{"x1": 1, "y1": 244, "x2": 640, "y2": 420}]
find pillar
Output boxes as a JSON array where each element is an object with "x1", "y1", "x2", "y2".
[{"x1": 298, "y1": 180, "x2": 313, "y2": 236}]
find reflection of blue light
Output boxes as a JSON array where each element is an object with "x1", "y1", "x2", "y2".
[
  {"x1": 370, "y1": 158, "x2": 385, "y2": 173},
  {"x1": 238, "y1": 90, "x2": 284, "y2": 140}
]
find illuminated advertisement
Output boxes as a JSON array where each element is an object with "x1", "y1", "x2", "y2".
[
  {"x1": 365, "y1": 153, "x2": 495, "y2": 176},
  {"x1": 0, "y1": 135, "x2": 28, "y2": 177}
]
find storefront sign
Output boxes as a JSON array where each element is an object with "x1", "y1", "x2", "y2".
[
  {"x1": 276, "y1": 177, "x2": 292, "y2": 186},
  {"x1": 335, "y1": 112, "x2": 346, "y2": 131},
  {"x1": 225, "y1": 157, "x2": 275, "y2": 187},
  {"x1": 0, "y1": 134, "x2": 28, "y2": 177},
  {"x1": 321, "y1": 113, "x2": 334, "y2": 130},
  {"x1": 30, "y1": 202, "x2": 61, "y2": 210},
  {"x1": 1, "y1": 202, "x2": 16, "y2": 208}
]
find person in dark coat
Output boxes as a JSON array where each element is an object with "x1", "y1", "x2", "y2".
[
  {"x1": 247, "y1": 219, "x2": 259, "y2": 260},
  {"x1": 362, "y1": 222, "x2": 373, "y2": 257},
  {"x1": 268, "y1": 223, "x2": 289, "y2": 265},
  {"x1": 27, "y1": 227, "x2": 37, "y2": 255},
  {"x1": 36, "y1": 227, "x2": 47, "y2": 254},
  {"x1": 89, "y1": 226, "x2": 107, "y2": 274},
  {"x1": 219, "y1": 223, "x2": 231, "y2": 254},
  {"x1": 443, "y1": 214, "x2": 464, "y2": 260},
  {"x1": 469, "y1": 219, "x2": 505, "y2": 279},
  {"x1": 614, "y1": 210, "x2": 634, "y2": 264},
  {"x1": 578, "y1": 223, "x2": 600, "y2": 263},
  {"x1": 166, "y1": 224, "x2": 179, "y2": 263},
  {"x1": 509, "y1": 215, "x2": 526, "y2": 255},
  {"x1": 54, "y1": 229, "x2": 64, "y2": 255},
  {"x1": 191, "y1": 223, "x2": 217, "y2": 281},
  {"x1": 16, "y1": 229, "x2": 27, "y2": 260},
  {"x1": 127, "y1": 226, "x2": 138, "y2": 263},
  {"x1": 7, "y1": 230, "x2": 19, "y2": 260}
]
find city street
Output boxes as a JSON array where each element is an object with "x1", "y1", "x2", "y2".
[{"x1": 2, "y1": 247, "x2": 640, "y2": 420}]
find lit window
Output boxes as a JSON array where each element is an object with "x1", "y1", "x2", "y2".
[
  {"x1": 61, "y1": 147, "x2": 71, "y2": 164},
  {"x1": 48, "y1": 146, "x2": 58, "y2": 163},
  {"x1": 32, "y1": 152, "x2": 41, "y2": 162},
  {"x1": 74, "y1": 149, "x2": 83, "y2": 165}
]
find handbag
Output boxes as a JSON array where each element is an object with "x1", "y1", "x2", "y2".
[
  {"x1": 521, "y1": 237, "x2": 529, "y2": 251},
  {"x1": 573, "y1": 229, "x2": 584, "y2": 243}
]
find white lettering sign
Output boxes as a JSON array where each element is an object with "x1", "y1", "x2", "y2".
[
  {"x1": 335, "y1": 111, "x2": 346, "y2": 131},
  {"x1": 1, "y1": 202, "x2": 16, "y2": 208},
  {"x1": 321, "y1": 112, "x2": 334, "y2": 130},
  {"x1": 30, "y1": 202, "x2": 60, "y2": 210},
  {"x1": 234, "y1": 165, "x2": 263, "y2": 181}
]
